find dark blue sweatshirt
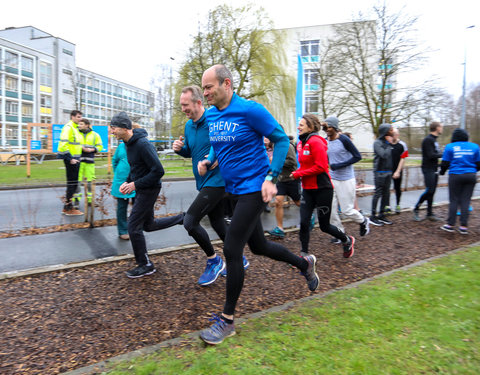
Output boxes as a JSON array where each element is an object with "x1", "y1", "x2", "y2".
[{"x1": 126, "y1": 128, "x2": 164, "y2": 189}]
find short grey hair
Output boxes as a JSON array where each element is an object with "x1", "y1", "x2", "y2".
[
  {"x1": 182, "y1": 85, "x2": 204, "y2": 103},
  {"x1": 214, "y1": 65, "x2": 234, "y2": 87}
]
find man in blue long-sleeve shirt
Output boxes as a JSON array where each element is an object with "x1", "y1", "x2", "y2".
[{"x1": 173, "y1": 85, "x2": 249, "y2": 286}]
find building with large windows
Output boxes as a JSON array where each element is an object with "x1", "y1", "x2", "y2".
[
  {"x1": 278, "y1": 22, "x2": 379, "y2": 151},
  {"x1": 0, "y1": 26, "x2": 154, "y2": 149}
]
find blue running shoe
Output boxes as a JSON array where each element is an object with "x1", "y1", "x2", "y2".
[
  {"x1": 220, "y1": 256, "x2": 249, "y2": 277},
  {"x1": 198, "y1": 256, "x2": 225, "y2": 286},
  {"x1": 199, "y1": 314, "x2": 236, "y2": 345},
  {"x1": 269, "y1": 226, "x2": 285, "y2": 238}
]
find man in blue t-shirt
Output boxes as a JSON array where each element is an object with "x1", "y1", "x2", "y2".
[
  {"x1": 172, "y1": 85, "x2": 248, "y2": 286},
  {"x1": 197, "y1": 64, "x2": 319, "y2": 345}
]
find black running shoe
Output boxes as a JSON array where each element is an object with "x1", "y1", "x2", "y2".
[
  {"x1": 369, "y1": 216, "x2": 384, "y2": 226},
  {"x1": 359, "y1": 217, "x2": 370, "y2": 236},
  {"x1": 126, "y1": 263, "x2": 156, "y2": 278},
  {"x1": 377, "y1": 215, "x2": 393, "y2": 225},
  {"x1": 343, "y1": 236, "x2": 355, "y2": 258}
]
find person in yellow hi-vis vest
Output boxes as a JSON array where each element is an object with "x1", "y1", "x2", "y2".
[
  {"x1": 57, "y1": 110, "x2": 84, "y2": 216},
  {"x1": 74, "y1": 118, "x2": 103, "y2": 207}
]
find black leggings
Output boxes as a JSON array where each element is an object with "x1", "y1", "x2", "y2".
[
  {"x1": 393, "y1": 172, "x2": 403, "y2": 206},
  {"x1": 223, "y1": 191, "x2": 308, "y2": 316},
  {"x1": 415, "y1": 168, "x2": 438, "y2": 215},
  {"x1": 447, "y1": 173, "x2": 476, "y2": 227},
  {"x1": 300, "y1": 188, "x2": 347, "y2": 253},
  {"x1": 183, "y1": 187, "x2": 227, "y2": 257}
]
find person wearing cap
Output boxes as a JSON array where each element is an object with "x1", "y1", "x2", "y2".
[
  {"x1": 57, "y1": 110, "x2": 84, "y2": 216},
  {"x1": 110, "y1": 112, "x2": 183, "y2": 278},
  {"x1": 370, "y1": 123, "x2": 395, "y2": 226},
  {"x1": 323, "y1": 116, "x2": 370, "y2": 240}
]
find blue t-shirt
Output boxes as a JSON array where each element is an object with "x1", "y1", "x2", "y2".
[
  {"x1": 205, "y1": 93, "x2": 278, "y2": 194},
  {"x1": 442, "y1": 141, "x2": 480, "y2": 174},
  {"x1": 176, "y1": 112, "x2": 224, "y2": 191}
]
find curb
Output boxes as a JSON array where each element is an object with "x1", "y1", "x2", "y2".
[{"x1": 60, "y1": 241, "x2": 480, "y2": 375}]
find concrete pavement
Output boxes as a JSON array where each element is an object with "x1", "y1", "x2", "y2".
[{"x1": 2, "y1": 181, "x2": 478, "y2": 275}]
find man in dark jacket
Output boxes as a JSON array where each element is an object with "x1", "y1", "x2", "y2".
[
  {"x1": 370, "y1": 123, "x2": 394, "y2": 226},
  {"x1": 110, "y1": 112, "x2": 183, "y2": 278},
  {"x1": 413, "y1": 121, "x2": 443, "y2": 221}
]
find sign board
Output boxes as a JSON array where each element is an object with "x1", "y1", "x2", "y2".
[{"x1": 30, "y1": 140, "x2": 42, "y2": 150}]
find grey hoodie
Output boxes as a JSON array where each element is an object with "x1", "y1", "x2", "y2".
[{"x1": 373, "y1": 123, "x2": 393, "y2": 172}]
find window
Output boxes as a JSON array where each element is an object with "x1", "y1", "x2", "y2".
[
  {"x1": 305, "y1": 95, "x2": 319, "y2": 113},
  {"x1": 62, "y1": 48, "x2": 73, "y2": 56},
  {"x1": 22, "y1": 103, "x2": 33, "y2": 116},
  {"x1": 62, "y1": 68, "x2": 73, "y2": 75},
  {"x1": 5, "y1": 51, "x2": 18, "y2": 68},
  {"x1": 304, "y1": 69, "x2": 319, "y2": 91},
  {"x1": 300, "y1": 40, "x2": 320, "y2": 61},
  {"x1": 40, "y1": 95, "x2": 52, "y2": 108},
  {"x1": 6, "y1": 101, "x2": 18, "y2": 116},
  {"x1": 6, "y1": 77, "x2": 18, "y2": 92},
  {"x1": 79, "y1": 75, "x2": 86, "y2": 85},
  {"x1": 41, "y1": 116, "x2": 51, "y2": 123},
  {"x1": 63, "y1": 89, "x2": 73, "y2": 95},
  {"x1": 22, "y1": 80, "x2": 33, "y2": 94},
  {"x1": 21, "y1": 56, "x2": 33, "y2": 72},
  {"x1": 40, "y1": 62, "x2": 52, "y2": 86},
  {"x1": 93, "y1": 79, "x2": 99, "y2": 89},
  {"x1": 106, "y1": 83, "x2": 112, "y2": 92},
  {"x1": 101, "y1": 81, "x2": 106, "y2": 91}
]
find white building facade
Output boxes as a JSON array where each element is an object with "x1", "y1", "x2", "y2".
[
  {"x1": 0, "y1": 26, "x2": 154, "y2": 149},
  {"x1": 279, "y1": 22, "x2": 378, "y2": 152}
]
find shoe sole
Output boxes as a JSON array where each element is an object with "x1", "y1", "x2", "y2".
[
  {"x1": 343, "y1": 236, "x2": 355, "y2": 258},
  {"x1": 269, "y1": 232, "x2": 285, "y2": 238},
  {"x1": 200, "y1": 330, "x2": 236, "y2": 345},
  {"x1": 457, "y1": 229, "x2": 468, "y2": 235},
  {"x1": 126, "y1": 268, "x2": 156, "y2": 279},
  {"x1": 198, "y1": 262, "x2": 226, "y2": 286},
  {"x1": 440, "y1": 226, "x2": 455, "y2": 233},
  {"x1": 369, "y1": 221, "x2": 384, "y2": 227}
]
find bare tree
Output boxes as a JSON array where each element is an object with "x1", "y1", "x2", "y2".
[
  {"x1": 328, "y1": 5, "x2": 438, "y2": 135},
  {"x1": 176, "y1": 4, "x2": 295, "y2": 126}
]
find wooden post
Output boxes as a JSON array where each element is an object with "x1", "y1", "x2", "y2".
[
  {"x1": 89, "y1": 181, "x2": 95, "y2": 227},
  {"x1": 83, "y1": 179, "x2": 88, "y2": 222},
  {"x1": 26, "y1": 124, "x2": 31, "y2": 177}
]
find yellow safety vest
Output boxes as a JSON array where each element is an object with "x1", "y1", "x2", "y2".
[{"x1": 58, "y1": 120, "x2": 83, "y2": 159}]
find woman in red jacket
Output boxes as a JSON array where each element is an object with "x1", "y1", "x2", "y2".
[{"x1": 291, "y1": 114, "x2": 355, "y2": 258}]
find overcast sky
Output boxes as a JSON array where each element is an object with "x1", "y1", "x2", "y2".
[{"x1": 1, "y1": 0, "x2": 479, "y2": 99}]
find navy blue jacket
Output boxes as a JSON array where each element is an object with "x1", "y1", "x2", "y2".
[{"x1": 126, "y1": 128, "x2": 164, "y2": 189}]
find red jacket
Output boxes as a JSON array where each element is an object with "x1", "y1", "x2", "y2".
[{"x1": 292, "y1": 133, "x2": 333, "y2": 190}]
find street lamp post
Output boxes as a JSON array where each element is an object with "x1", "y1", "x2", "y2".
[
  {"x1": 460, "y1": 25, "x2": 475, "y2": 129},
  {"x1": 169, "y1": 57, "x2": 175, "y2": 149}
]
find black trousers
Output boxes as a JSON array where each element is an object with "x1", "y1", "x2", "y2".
[
  {"x1": 415, "y1": 168, "x2": 438, "y2": 215},
  {"x1": 222, "y1": 191, "x2": 307, "y2": 316},
  {"x1": 300, "y1": 188, "x2": 347, "y2": 253},
  {"x1": 183, "y1": 186, "x2": 226, "y2": 258},
  {"x1": 447, "y1": 173, "x2": 476, "y2": 227},
  {"x1": 63, "y1": 159, "x2": 80, "y2": 210},
  {"x1": 128, "y1": 186, "x2": 183, "y2": 266},
  {"x1": 393, "y1": 172, "x2": 403, "y2": 206},
  {"x1": 372, "y1": 172, "x2": 392, "y2": 216}
]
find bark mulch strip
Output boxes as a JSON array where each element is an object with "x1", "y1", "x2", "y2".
[{"x1": 0, "y1": 202, "x2": 478, "y2": 374}]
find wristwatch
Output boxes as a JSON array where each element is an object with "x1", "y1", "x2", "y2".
[{"x1": 265, "y1": 174, "x2": 278, "y2": 184}]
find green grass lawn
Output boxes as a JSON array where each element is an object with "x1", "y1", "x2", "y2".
[
  {"x1": 0, "y1": 156, "x2": 194, "y2": 187},
  {"x1": 104, "y1": 247, "x2": 479, "y2": 375}
]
